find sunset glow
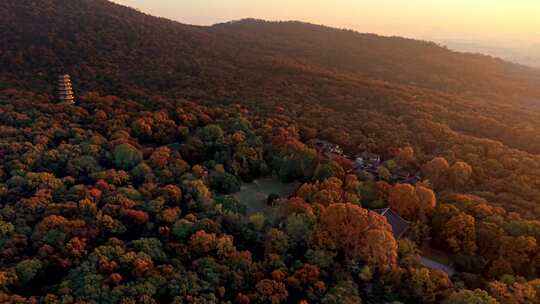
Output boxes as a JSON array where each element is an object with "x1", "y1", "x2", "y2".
[
  {"x1": 114, "y1": 0, "x2": 540, "y2": 43},
  {"x1": 7, "y1": 0, "x2": 540, "y2": 301}
]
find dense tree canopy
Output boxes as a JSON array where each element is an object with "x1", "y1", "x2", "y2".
[{"x1": 3, "y1": 0, "x2": 540, "y2": 303}]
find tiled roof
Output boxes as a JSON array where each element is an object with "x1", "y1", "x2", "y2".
[{"x1": 373, "y1": 208, "x2": 411, "y2": 239}]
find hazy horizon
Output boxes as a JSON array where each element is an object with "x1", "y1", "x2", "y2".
[
  {"x1": 112, "y1": 0, "x2": 540, "y2": 67},
  {"x1": 112, "y1": 1, "x2": 538, "y2": 42},
  {"x1": 5, "y1": 1, "x2": 540, "y2": 302}
]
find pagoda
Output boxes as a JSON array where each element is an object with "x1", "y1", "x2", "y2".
[{"x1": 57, "y1": 74, "x2": 75, "y2": 104}]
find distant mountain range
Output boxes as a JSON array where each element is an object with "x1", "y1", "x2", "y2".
[
  {"x1": 5, "y1": 2, "x2": 540, "y2": 302},
  {"x1": 2, "y1": 0, "x2": 540, "y2": 102},
  {"x1": 441, "y1": 39, "x2": 540, "y2": 68}
]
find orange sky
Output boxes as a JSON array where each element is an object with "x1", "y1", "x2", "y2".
[{"x1": 114, "y1": 0, "x2": 540, "y2": 44}]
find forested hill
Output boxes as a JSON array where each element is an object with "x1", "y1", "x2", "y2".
[
  {"x1": 4, "y1": 0, "x2": 540, "y2": 214},
  {"x1": 3, "y1": 0, "x2": 540, "y2": 101},
  {"x1": 0, "y1": 0, "x2": 211, "y2": 94},
  {"x1": 211, "y1": 19, "x2": 540, "y2": 98},
  {"x1": 5, "y1": 0, "x2": 540, "y2": 154},
  {"x1": 6, "y1": 1, "x2": 540, "y2": 303},
  {"x1": 3, "y1": 0, "x2": 540, "y2": 210}
]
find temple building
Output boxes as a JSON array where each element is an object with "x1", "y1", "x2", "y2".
[
  {"x1": 373, "y1": 208, "x2": 411, "y2": 239},
  {"x1": 57, "y1": 74, "x2": 75, "y2": 104}
]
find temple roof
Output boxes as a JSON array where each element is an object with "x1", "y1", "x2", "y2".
[{"x1": 373, "y1": 208, "x2": 411, "y2": 239}]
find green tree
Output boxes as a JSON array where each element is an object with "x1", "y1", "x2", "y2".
[
  {"x1": 444, "y1": 289, "x2": 499, "y2": 304},
  {"x1": 210, "y1": 171, "x2": 241, "y2": 194},
  {"x1": 215, "y1": 195, "x2": 247, "y2": 215},
  {"x1": 66, "y1": 155, "x2": 102, "y2": 177},
  {"x1": 113, "y1": 143, "x2": 143, "y2": 170},
  {"x1": 132, "y1": 238, "x2": 167, "y2": 262},
  {"x1": 321, "y1": 280, "x2": 363, "y2": 304},
  {"x1": 198, "y1": 124, "x2": 224, "y2": 144},
  {"x1": 15, "y1": 259, "x2": 43, "y2": 284},
  {"x1": 314, "y1": 164, "x2": 335, "y2": 181}
]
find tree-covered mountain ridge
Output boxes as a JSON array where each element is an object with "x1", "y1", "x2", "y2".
[
  {"x1": 4, "y1": 1, "x2": 540, "y2": 303},
  {"x1": 5, "y1": 0, "x2": 540, "y2": 153},
  {"x1": 3, "y1": 0, "x2": 540, "y2": 98}
]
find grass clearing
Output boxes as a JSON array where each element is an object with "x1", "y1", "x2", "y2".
[{"x1": 234, "y1": 177, "x2": 299, "y2": 217}]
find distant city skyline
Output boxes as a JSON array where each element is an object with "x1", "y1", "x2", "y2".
[{"x1": 113, "y1": 0, "x2": 540, "y2": 67}]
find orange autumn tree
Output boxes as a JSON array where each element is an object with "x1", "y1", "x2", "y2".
[
  {"x1": 422, "y1": 157, "x2": 473, "y2": 190},
  {"x1": 488, "y1": 280, "x2": 538, "y2": 304},
  {"x1": 395, "y1": 146, "x2": 416, "y2": 168},
  {"x1": 421, "y1": 157, "x2": 450, "y2": 190},
  {"x1": 312, "y1": 203, "x2": 397, "y2": 272},
  {"x1": 448, "y1": 161, "x2": 473, "y2": 189},
  {"x1": 148, "y1": 146, "x2": 172, "y2": 169},
  {"x1": 388, "y1": 183, "x2": 437, "y2": 221},
  {"x1": 442, "y1": 213, "x2": 477, "y2": 255},
  {"x1": 489, "y1": 236, "x2": 539, "y2": 277},
  {"x1": 296, "y1": 176, "x2": 360, "y2": 206}
]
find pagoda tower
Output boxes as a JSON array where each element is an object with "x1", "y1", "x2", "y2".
[{"x1": 57, "y1": 74, "x2": 75, "y2": 104}]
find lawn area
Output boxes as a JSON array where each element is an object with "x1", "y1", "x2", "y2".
[{"x1": 233, "y1": 177, "x2": 299, "y2": 217}]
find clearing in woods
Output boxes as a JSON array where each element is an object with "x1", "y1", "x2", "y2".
[{"x1": 234, "y1": 177, "x2": 299, "y2": 217}]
